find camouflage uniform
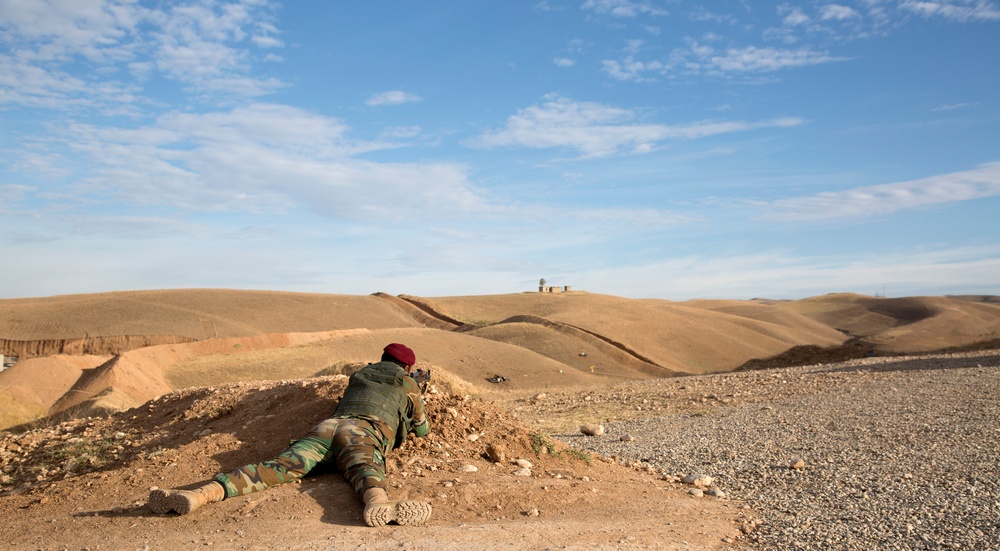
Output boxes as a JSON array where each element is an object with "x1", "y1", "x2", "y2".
[{"x1": 215, "y1": 361, "x2": 428, "y2": 499}]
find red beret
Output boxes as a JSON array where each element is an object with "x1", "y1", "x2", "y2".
[{"x1": 383, "y1": 343, "x2": 416, "y2": 367}]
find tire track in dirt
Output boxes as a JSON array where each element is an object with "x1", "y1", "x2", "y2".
[
  {"x1": 373, "y1": 293, "x2": 460, "y2": 330},
  {"x1": 490, "y1": 314, "x2": 675, "y2": 374}
]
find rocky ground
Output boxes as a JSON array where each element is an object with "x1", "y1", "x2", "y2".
[{"x1": 534, "y1": 350, "x2": 1000, "y2": 550}]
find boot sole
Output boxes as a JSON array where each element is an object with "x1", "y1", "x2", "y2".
[
  {"x1": 364, "y1": 501, "x2": 432, "y2": 527},
  {"x1": 148, "y1": 489, "x2": 178, "y2": 514},
  {"x1": 147, "y1": 489, "x2": 197, "y2": 515}
]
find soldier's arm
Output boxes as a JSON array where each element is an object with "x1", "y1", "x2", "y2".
[{"x1": 403, "y1": 375, "x2": 429, "y2": 437}]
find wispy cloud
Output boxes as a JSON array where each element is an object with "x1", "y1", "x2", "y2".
[
  {"x1": 701, "y1": 45, "x2": 847, "y2": 72},
  {"x1": 601, "y1": 40, "x2": 847, "y2": 81},
  {"x1": 0, "y1": 185, "x2": 34, "y2": 205},
  {"x1": 581, "y1": 0, "x2": 669, "y2": 17},
  {"x1": 0, "y1": 0, "x2": 285, "y2": 109},
  {"x1": 468, "y1": 95, "x2": 804, "y2": 158},
  {"x1": 820, "y1": 4, "x2": 862, "y2": 21},
  {"x1": 56, "y1": 103, "x2": 485, "y2": 220},
  {"x1": 900, "y1": 0, "x2": 1000, "y2": 22},
  {"x1": 931, "y1": 101, "x2": 978, "y2": 111},
  {"x1": 763, "y1": 162, "x2": 1000, "y2": 221},
  {"x1": 366, "y1": 90, "x2": 423, "y2": 106},
  {"x1": 568, "y1": 244, "x2": 1000, "y2": 299}
]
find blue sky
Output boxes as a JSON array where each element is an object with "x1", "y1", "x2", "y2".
[{"x1": 2, "y1": 0, "x2": 999, "y2": 300}]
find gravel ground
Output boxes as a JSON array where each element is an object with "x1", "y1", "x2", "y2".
[{"x1": 559, "y1": 350, "x2": 1000, "y2": 550}]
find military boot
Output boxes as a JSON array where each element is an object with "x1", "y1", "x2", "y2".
[
  {"x1": 362, "y1": 487, "x2": 432, "y2": 527},
  {"x1": 148, "y1": 480, "x2": 225, "y2": 515}
]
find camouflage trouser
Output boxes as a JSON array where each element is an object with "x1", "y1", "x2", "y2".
[{"x1": 214, "y1": 417, "x2": 391, "y2": 501}]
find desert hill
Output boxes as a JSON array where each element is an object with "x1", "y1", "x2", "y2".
[{"x1": 2, "y1": 289, "x2": 1000, "y2": 430}]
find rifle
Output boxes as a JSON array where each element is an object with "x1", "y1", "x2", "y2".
[{"x1": 410, "y1": 368, "x2": 431, "y2": 392}]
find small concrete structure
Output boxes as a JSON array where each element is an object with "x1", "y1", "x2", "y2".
[{"x1": 538, "y1": 285, "x2": 572, "y2": 293}]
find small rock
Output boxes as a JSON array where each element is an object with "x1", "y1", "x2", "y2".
[
  {"x1": 458, "y1": 464, "x2": 478, "y2": 473},
  {"x1": 515, "y1": 459, "x2": 533, "y2": 469},
  {"x1": 580, "y1": 424, "x2": 605, "y2": 436},
  {"x1": 486, "y1": 443, "x2": 507, "y2": 463},
  {"x1": 688, "y1": 488, "x2": 704, "y2": 497},
  {"x1": 790, "y1": 458, "x2": 806, "y2": 469},
  {"x1": 706, "y1": 488, "x2": 726, "y2": 498},
  {"x1": 524, "y1": 507, "x2": 540, "y2": 517},
  {"x1": 466, "y1": 433, "x2": 479, "y2": 442},
  {"x1": 681, "y1": 473, "x2": 713, "y2": 487},
  {"x1": 445, "y1": 408, "x2": 459, "y2": 418},
  {"x1": 512, "y1": 468, "x2": 532, "y2": 477},
  {"x1": 534, "y1": 393, "x2": 547, "y2": 401},
  {"x1": 620, "y1": 434, "x2": 635, "y2": 442}
]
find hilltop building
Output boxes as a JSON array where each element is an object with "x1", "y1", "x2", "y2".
[{"x1": 538, "y1": 284, "x2": 572, "y2": 293}]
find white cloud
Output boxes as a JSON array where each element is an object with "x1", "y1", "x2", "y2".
[
  {"x1": 900, "y1": 0, "x2": 1000, "y2": 21},
  {"x1": 468, "y1": 95, "x2": 803, "y2": 158},
  {"x1": 820, "y1": 4, "x2": 861, "y2": 20},
  {"x1": 0, "y1": 0, "x2": 285, "y2": 109},
  {"x1": 600, "y1": 38, "x2": 666, "y2": 81},
  {"x1": 366, "y1": 90, "x2": 423, "y2": 106},
  {"x1": 605, "y1": 40, "x2": 848, "y2": 81},
  {"x1": 706, "y1": 45, "x2": 846, "y2": 72},
  {"x1": 782, "y1": 7, "x2": 812, "y2": 26},
  {"x1": 581, "y1": 0, "x2": 669, "y2": 17},
  {"x1": 763, "y1": 162, "x2": 1000, "y2": 221},
  {"x1": 554, "y1": 57, "x2": 576, "y2": 67},
  {"x1": 601, "y1": 57, "x2": 664, "y2": 81},
  {"x1": 60, "y1": 103, "x2": 485, "y2": 219}
]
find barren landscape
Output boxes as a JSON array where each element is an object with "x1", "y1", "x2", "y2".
[{"x1": 2, "y1": 289, "x2": 999, "y2": 550}]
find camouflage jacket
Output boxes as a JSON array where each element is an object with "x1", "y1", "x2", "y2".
[{"x1": 332, "y1": 361, "x2": 429, "y2": 449}]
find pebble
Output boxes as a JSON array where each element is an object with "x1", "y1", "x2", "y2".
[
  {"x1": 512, "y1": 468, "x2": 531, "y2": 477},
  {"x1": 458, "y1": 464, "x2": 477, "y2": 473}
]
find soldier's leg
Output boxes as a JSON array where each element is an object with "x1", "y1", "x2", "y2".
[
  {"x1": 329, "y1": 419, "x2": 390, "y2": 496},
  {"x1": 330, "y1": 420, "x2": 431, "y2": 526},
  {"x1": 150, "y1": 418, "x2": 340, "y2": 514},
  {"x1": 214, "y1": 418, "x2": 340, "y2": 498}
]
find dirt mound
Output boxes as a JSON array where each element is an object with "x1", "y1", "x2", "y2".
[
  {"x1": 0, "y1": 377, "x2": 739, "y2": 550},
  {"x1": 736, "y1": 342, "x2": 875, "y2": 371}
]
